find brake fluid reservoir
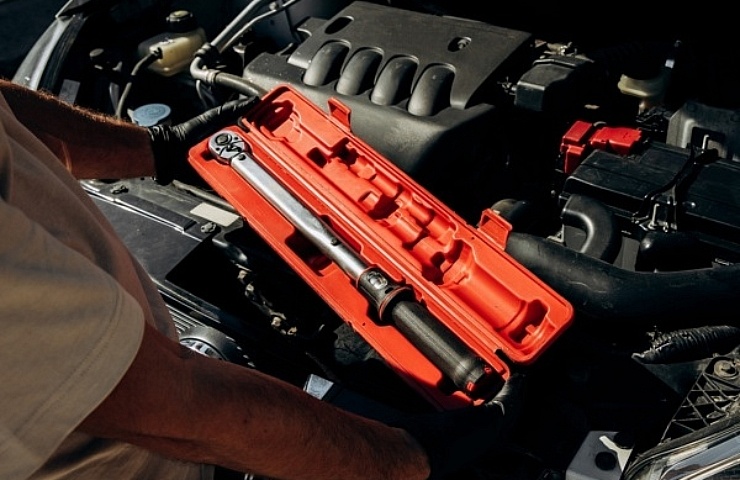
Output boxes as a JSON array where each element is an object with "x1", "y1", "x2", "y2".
[{"x1": 137, "y1": 10, "x2": 206, "y2": 77}]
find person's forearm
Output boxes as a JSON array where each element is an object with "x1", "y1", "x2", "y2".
[
  {"x1": 79, "y1": 322, "x2": 431, "y2": 480},
  {"x1": 185, "y1": 357, "x2": 428, "y2": 479},
  {"x1": 0, "y1": 78, "x2": 156, "y2": 179}
]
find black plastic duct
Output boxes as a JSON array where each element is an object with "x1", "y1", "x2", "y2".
[
  {"x1": 505, "y1": 232, "x2": 740, "y2": 324},
  {"x1": 561, "y1": 194, "x2": 622, "y2": 262}
]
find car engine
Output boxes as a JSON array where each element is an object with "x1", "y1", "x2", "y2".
[{"x1": 13, "y1": 0, "x2": 740, "y2": 478}]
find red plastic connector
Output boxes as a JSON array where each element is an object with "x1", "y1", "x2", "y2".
[{"x1": 560, "y1": 120, "x2": 643, "y2": 174}]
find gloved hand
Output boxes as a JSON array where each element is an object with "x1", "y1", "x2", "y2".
[
  {"x1": 393, "y1": 373, "x2": 526, "y2": 480},
  {"x1": 148, "y1": 97, "x2": 258, "y2": 184}
]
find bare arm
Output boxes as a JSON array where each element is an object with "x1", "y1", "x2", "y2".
[
  {"x1": 0, "y1": 78, "x2": 156, "y2": 179},
  {"x1": 78, "y1": 321, "x2": 431, "y2": 480}
]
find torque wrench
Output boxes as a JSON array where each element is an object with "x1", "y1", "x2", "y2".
[{"x1": 208, "y1": 130, "x2": 499, "y2": 398}]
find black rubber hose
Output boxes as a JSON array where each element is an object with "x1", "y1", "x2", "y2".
[
  {"x1": 190, "y1": 45, "x2": 264, "y2": 98},
  {"x1": 211, "y1": 71, "x2": 264, "y2": 98},
  {"x1": 561, "y1": 194, "x2": 622, "y2": 262},
  {"x1": 504, "y1": 232, "x2": 740, "y2": 324}
]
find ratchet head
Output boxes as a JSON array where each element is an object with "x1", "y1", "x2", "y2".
[{"x1": 208, "y1": 129, "x2": 249, "y2": 164}]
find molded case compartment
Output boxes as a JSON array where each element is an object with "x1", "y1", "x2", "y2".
[{"x1": 189, "y1": 85, "x2": 573, "y2": 408}]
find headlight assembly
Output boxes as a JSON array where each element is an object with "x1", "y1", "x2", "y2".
[{"x1": 625, "y1": 418, "x2": 740, "y2": 480}]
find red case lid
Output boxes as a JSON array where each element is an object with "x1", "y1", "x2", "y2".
[{"x1": 189, "y1": 85, "x2": 573, "y2": 408}]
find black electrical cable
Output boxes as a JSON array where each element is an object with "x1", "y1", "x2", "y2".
[
  {"x1": 635, "y1": 326, "x2": 740, "y2": 364},
  {"x1": 115, "y1": 48, "x2": 163, "y2": 120}
]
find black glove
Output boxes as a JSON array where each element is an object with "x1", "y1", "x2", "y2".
[
  {"x1": 148, "y1": 97, "x2": 258, "y2": 184},
  {"x1": 393, "y1": 373, "x2": 526, "y2": 480}
]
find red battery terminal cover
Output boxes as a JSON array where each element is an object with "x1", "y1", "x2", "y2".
[
  {"x1": 560, "y1": 120, "x2": 643, "y2": 174},
  {"x1": 189, "y1": 85, "x2": 573, "y2": 409}
]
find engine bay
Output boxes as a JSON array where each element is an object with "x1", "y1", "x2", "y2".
[{"x1": 13, "y1": 0, "x2": 740, "y2": 478}]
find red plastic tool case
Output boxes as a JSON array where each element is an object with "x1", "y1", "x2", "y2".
[{"x1": 189, "y1": 86, "x2": 573, "y2": 409}]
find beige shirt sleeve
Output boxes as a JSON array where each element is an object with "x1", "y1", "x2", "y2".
[{"x1": 0, "y1": 195, "x2": 145, "y2": 480}]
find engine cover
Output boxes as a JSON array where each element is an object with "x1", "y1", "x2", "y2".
[{"x1": 243, "y1": 1, "x2": 533, "y2": 217}]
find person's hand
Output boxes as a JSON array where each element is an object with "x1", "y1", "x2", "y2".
[
  {"x1": 393, "y1": 373, "x2": 526, "y2": 480},
  {"x1": 148, "y1": 97, "x2": 258, "y2": 184}
]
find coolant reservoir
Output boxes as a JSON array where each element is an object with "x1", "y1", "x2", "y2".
[{"x1": 137, "y1": 10, "x2": 206, "y2": 77}]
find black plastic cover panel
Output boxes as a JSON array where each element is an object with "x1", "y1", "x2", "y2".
[
  {"x1": 287, "y1": 1, "x2": 532, "y2": 110},
  {"x1": 562, "y1": 144, "x2": 740, "y2": 259}
]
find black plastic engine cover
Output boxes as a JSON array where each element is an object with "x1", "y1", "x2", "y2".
[{"x1": 243, "y1": 1, "x2": 533, "y2": 218}]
